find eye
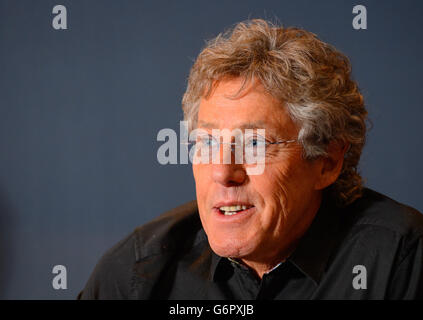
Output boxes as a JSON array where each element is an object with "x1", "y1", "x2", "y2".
[
  {"x1": 245, "y1": 135, "x2": 266, "y2": 148},
  {"x1": 199, "y1": 135, "x2": 218, "y2": 147}
]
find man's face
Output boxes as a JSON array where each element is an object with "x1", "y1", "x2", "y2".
[{"x1": 193, "y1": 78, "x2": 324, "y2": 267}]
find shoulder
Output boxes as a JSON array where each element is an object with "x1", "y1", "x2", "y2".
[
  {"x1": 340, "y1": 188, "x2": 423, "y2": 256},
  {"x1": 132, "y1": 200, "x2": 203, "y2": 259},
  {"x1": 347, "y1": 188, "x2": 423, "y2": 236},
  {"x1": 78, "y1": 200, "x2": 202, "y2": 299}
]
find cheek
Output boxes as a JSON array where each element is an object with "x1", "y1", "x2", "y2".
[
  {"x1": 193, "y1": 164, "x2": 212, "y2": 217},
  {"x1": 260, "y1": 161, "x2": 295, "y2": 203},
  {"x1": 259, "y1": 155, "x2": 317, "y2": 215},
  {"x1": 248, "y1": 168, "x2": 291, "y2": 233},
  {"x1": 193, "y1": 164, "x2": 210, "y2": 192}
]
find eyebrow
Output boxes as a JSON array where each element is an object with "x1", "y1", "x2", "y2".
[
  {"x1": 197, "y1": 121, "x2": 282, "y2": 139},
  {"x1": 197, "y1": 120, "x2": 269, "y2": 130}
]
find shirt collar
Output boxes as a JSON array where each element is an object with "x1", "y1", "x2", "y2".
[{"x1": 209, "y1": 193, "x2": 342, "y2": 284}]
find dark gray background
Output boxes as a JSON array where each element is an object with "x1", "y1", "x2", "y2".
[{"x1": 0, "y1": 0, "x2": 421, "y2": 299}]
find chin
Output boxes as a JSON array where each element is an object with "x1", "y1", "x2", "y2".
[{"x1": 208, "y1": 235, "x2": 254, "y2": 258}]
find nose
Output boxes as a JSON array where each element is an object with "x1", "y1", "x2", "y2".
[
  {"x1": 212, "y1": 163, "x2": 247, "y2": 186},
  {"x1": 212, "y1": 143, "x2": 247, "y2": 186}
]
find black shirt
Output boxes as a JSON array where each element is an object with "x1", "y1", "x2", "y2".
[{"x1": 78, "y1": 188, "x2": 423, "y2": 300}]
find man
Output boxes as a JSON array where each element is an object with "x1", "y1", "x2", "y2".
[{"x1": 78, "y1": 19, "x2": 423, "y2": 299}]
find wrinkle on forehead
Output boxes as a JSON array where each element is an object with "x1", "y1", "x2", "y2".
[{"x1": 198, "y1": 78, "x2": 299, "y2": 139}]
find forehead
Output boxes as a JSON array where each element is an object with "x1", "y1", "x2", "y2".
[{"x1": 198, "y1": 78, "x2": 298, "y2": 135}]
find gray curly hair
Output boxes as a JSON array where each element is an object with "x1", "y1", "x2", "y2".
[{"x1": 182, "y1": 19, "x2": 367, "y2": 206}]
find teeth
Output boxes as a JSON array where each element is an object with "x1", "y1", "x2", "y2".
[
  {"x1": 220, "y1": 205, "x2": 242, "y2": 211},
  {"x1": 219, "y1": 205, "x2": 252, "y2": 214}
]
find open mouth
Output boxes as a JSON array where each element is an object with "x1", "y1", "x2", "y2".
[{"x1": 217, "y1": 205, "x2": 255, "y2": 216}]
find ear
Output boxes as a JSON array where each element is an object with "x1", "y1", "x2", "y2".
[{"x1": 314, "y1": 141, "x2": 349, "y2": 190}]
